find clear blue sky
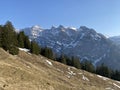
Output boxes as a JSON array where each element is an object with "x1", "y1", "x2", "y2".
[{"x1": 0, "y1": 0, "x2": 120, "y2": 36}]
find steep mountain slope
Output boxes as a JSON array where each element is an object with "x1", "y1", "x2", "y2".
[
  {"x1": 22, "y1": 25, "x2": 120, "y2": 70},
  {"x1": 0, "y1": 48, "x2": 120, "y2": 90},
  {"x1": 109, "y1": 36, "x2": 120, "y2": 46}
]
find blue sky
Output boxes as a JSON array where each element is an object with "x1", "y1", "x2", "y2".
[{"x1": 0, "y1": 0, "x2": 120, "y2": 36}]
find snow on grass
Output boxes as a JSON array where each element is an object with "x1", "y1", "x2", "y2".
[
  {"x1": 78, "y1": 73, "x2": 83, "y2": 75},
  {"x1": 66, "y1": 75, "x2": 71, "y2": 79},
  {"x1": 97, "y1": 75, "x2": 108, "y2": 81},
  {"x1": 116, "y1": 81, "x2": 120, "y2": 84},
  {"x1": 105, "y1": 87, "x2": 114, "y2": 90},
  {"x1": 19, "y1": 48, "x2": 30, "y2": 52},
  {"x1": 46, "y1": 60, "x2": 52, "y2": 66},
  {"x1": 56, "y1": 68, "x2": 64, "y2": 73},
  {"x1": 82, "y1": 75, "x2": 89, "y2": 81},
  {"x1": 67, "y1": 67, "x2": 76, "y2": 76},
  {"x1": 66, "y1": 67, "x2": 76, "y2": 79},
  {"x1": 67, "y1": 71, "x2": 76, "y2": 76},
  {"x1": 113, "y1": 83, "x2": 120, "y2": 89}
]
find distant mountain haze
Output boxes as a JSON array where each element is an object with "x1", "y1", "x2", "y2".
[{"x1": 21, "y1": 25, "x2": 120, "y2": 70}]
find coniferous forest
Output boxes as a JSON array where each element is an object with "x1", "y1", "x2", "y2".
[{"x1": 0, "y1": 21, "x2": 120, "y2": 81}]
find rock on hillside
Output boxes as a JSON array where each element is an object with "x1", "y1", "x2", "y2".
[{"x1": 0, "y1": 48, "x2": 120, "y2": 90}]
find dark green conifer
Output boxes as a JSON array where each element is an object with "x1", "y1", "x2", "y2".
[
  {"x1": 1, "y1": 21, "x2": 19, "y2": 55},
  {"x1": 60, "y1": 54, "x2": 67, "y2": 64},
  {"x1": 71, "y1": 56, "x2": 81, "y2": 69},
  {"x1": 30, "y1": 41, "x2": 40, "y2": 55},
  {"x1": 17, "y1": 31, "x2": 25, "y2": 48}
]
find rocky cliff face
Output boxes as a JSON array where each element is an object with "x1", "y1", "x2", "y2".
[{"x1": 21, "y1": 25, "x2": 120, "y2": 70}]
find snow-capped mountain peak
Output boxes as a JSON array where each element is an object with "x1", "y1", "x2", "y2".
[
  {"x1": 67, "y1": 27, "x2": 77, "y2": 31},
  {"x1": 32, "y1": 25, "x2": 41, "y2": 29}
]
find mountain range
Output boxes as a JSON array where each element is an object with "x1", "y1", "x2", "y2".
[{"x1": 21, "y1": 25, "x2": 120, "y2": 70}]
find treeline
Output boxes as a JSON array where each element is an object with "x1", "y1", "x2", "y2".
[
  {"x1": 0, "y1": 21, "x2": 120, "y2": 81},
  {"x1": 56, "y1": 55, "x2": 120, "y2": 81}
]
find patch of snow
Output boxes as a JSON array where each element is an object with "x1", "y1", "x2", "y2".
[
  {"x1": 78, "y1": 73, "x2": 83, "y2": 75},
  {"x1": 81, "y1": 56, "x2": 89, "y2": 61},
  {"x1": 67, "y1": 71, "x2": 76, "y2": 76},
  {"x1": 28, "y1": 53, "x2": 32, "y2": 55},
  {"x1": 67, "y1": 67, "x2": 76, "y2": 76},
  {"x1": 56, "y1": 41, "x2": 62, "y2": 45},
  {"x1": 26, "y1": 65, "x2": 31, "y2": 68},
  {"x1": 94, "y1": 57, "x2": 102, "y2": 66},
  {"x1": 116, "y1": 81, "x2": 120, "y2": 84},
  {"x1": 94, "y1": 53, "x2": 106, "y2": 66},
  {"x1": 61, "y1": 29, "x2": 65, "y2": 32},
  {"x1": 56, "y1": 68, "x2": 64, "y2": 73},
  {"x1": 33, "y1": 25, "x2": 41, "y2": 29},
  {"x1": 80, "y1": 33, "x2": 85, "y2": 39},
  {"x1": 90, "y1": 34, "x2": 101, "y2": 40},
  {"x1": 46, "y1": 60, "x2": 52, "y2": 66},
  {"x1": 97, "y1": 75, "x2": 108, "y2": 81},
  {"x1": 70, "y1": 66, "x2": 76, "y2": 70},
  {"x1": 89, "y1": 73, "x2": 94, "y2": 77},
  {"x1": 66, "y1": 75, "x2": 71, "y2": 79},
  {"x1": 68, "y1": 27, "x2": 77, "y2": 31},
  {"x1": 68, "y1": 41, "x2": 79, "y2": 48},
  {"x1": 82, "y1": 75, "x2": 89, "y2": 81},
  {"x1": 19, "y1": 48, "x2": 30, "y2": 52},
  {"x1": 68, "y1": 67, "x2": 70, "y2": 70},
  {"x1": 105, "y1": 87, "x2": 114, "y2": 90},
  {"x1": 95, "y1": 34, "x2": 101, "y2": 39},
  {"x1": 113, "y1": 83, "x2": 120, "y2": 89}
]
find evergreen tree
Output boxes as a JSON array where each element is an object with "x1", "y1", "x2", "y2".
[
  {"x1": 17, "y1": 31, "x2": 25, "y2": 48},
  {"x1": 0, "y1": 25, "x2": 2, "y2": 47},
  {"x1": 17, "y1": 31, "x2": 31, "y2": 49},
  {"x1": 71, "y1": 56, "x2": 81, "y2": 69},
  {"x1": 9, "y1": 46, "x2": 19, "y2": 55},
  {"x1": 66, "y1": 56, "x2": 72, "y2": 66},
  {"x1": 60, "y1": 54, "x2": 67, "y2": 64},
  {"x1": 41, "y1": 47, "x2": 54, "y2": 60},
  {"x1": 81, "y1": 60, "x2": 95, "y2": 73},
  {"x1": 30, "y1": 41, "x2": 40, "y2": 55},
  {"x1": 111, "y1": 70, "x2": 120, "y2": 81},
  {"x1": 1, "y1": 21, "x2": 19, "y2": 54},
  {"x1": 96, "y1": 63, "x2": 110, "y2": 77},
  {"x1": 24, "y1": 36, "x2": 31, "y2": 49}
]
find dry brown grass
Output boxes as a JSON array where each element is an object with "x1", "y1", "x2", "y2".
[{"x1": 0, "y1": 48, "x2": 120, "y2": 90}]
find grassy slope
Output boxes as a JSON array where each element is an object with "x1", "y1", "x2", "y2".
[{"x1": 0, "y1": 48, "x2": 120, "y2": 90}]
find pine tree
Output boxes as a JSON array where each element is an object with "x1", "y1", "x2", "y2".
[
  {"x1": 96, "y1": 63, "x2": 110, "y2": 77},
  {"x1": 60, "y1": 54, "x2": 67, "y2": 64},
  {"x1": 24, "y1": 36, "x2": 31, "y2": 49},
  {"x1": 0, "y1": 25, "x2": 2, "y2": 47},
  {"x1": 9, "y1": 46, "x2": 19, "y2": 55},
  {"x1": 30, "y1": 41, "x2": 40, "y2": 55},
  {"x1": 1, "y1": 21, "x2": 19, "y2": 54},
  {"x1": 81, "y1": 60, "x2": 95, "y2": 73},
  {"x1": 71, "y1": 56, "x2": 81, "y2": 69},
  {"x1": 111, "y1": 70, "x2": 120, "y2": 81},
  {"x1": 41, "y1": 47, "x2": 54, "y2": 60},
  {"x1": 66, "y1": 56, "x2": 72, "y2": 66},
  {"x1": 17, "y1": 31, "x2": 25, "y2": 48}
]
